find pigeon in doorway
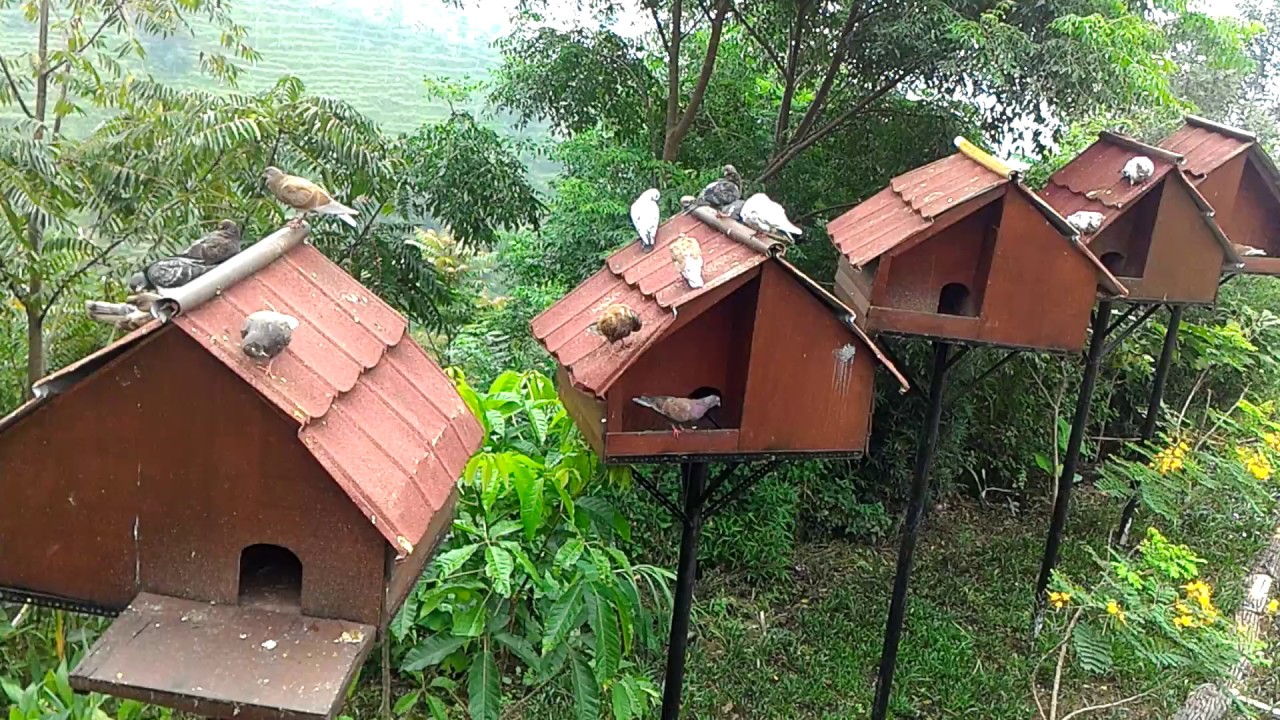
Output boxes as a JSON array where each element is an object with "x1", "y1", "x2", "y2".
[{"x1": 631, "y1": 394, "x2": 721, "y2": 437}]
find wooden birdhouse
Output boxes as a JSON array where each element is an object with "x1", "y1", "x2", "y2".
[
  {"x1": 1161, "y1": 115, "x2": 1280, "y2": 276},
  {"x1": 0, "y1": 227, "x2": 483, "y2": 720},
  {"x1": 531, "y1": 208, "x2": 908, "y2": 464},
  {"x1": 826, "y1": 139, "x2": 1128, "y2": 353},
  {"x1": 1042, "y1": 131, "x2": 1243, "y2": 305}
]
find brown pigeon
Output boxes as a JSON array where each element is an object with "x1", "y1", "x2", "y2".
[
  {"x1": 593, "y1": 304, "x2": 642, "y2": 345},
  {"x1": 180, "y1": 220, "x2": 242, "y2": 264},
  {"x1": 262, "y1": 167, "x2": 358, "y2": 228},
  {"x1": 632, "y1": 394, "x2": 721, "y2": 437}
]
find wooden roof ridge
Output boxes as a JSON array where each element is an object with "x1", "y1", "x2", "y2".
[
  {"x1": 1184, "y1": 114, "x2": 1258, "y2": 142},
  {"x1": 1097, "y1": 130, "x2": 1186, "y2": 165}
]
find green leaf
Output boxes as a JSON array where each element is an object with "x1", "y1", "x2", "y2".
[
  {"x1": 391, "y1": 589, "x2": 420, "y2": 641},
  {"x1": 402, "y1": 636, "x2": 469, "y2": 672},
  {"x1": 427, "y1": 695, "x2": 449, "y2": 720},
  {"x1": 393, "y1": 691, "x2": 420, "y2": 715},
  {"x1": 512, "y1": 470, "x2": 545, "y2": 540},
  {"x1": 488, "y1": 371, "x2": 522, "y2": 396},
  {"x1": 494, "y1": 632, "x2": 542, "y2": 671},
  {"x1": 433, "y1": 543, "x2": 482, "y2": 578},
  {"x1": 570, "y1": 652, "x2": 600, "y2": 720},
  {"x1": 543, "y1": 582, "x2": 586, "y2": 653},
  {"x1": 587, "y1": 589, "x2": 621, "y2": 683},
  {"x1": 485, "y1": 545, "x2": 516, "y2": 596},
  {"x1": 487, "y1": 519, "x2": 524, "y2": 539},
  {"x1": 576, "y1": 496, "x2": 631, "y2": 542},
  {"x1": 611, "y1": 678, "x2": 639, "y2": 720},
  {"x1": 454, "y1": 602, "x2": 488, "y2": 638},
  {"x1": 468, "y1": 647, "x2": 500, "y2": 720},
  {"x1": 555, "y1": 538, "x2": 586, "y2": 569},
  {"x1": 1072, "y1": 622, "x2": 1114, "y2": 674}
]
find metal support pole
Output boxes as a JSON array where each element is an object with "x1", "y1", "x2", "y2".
[
  {"x1": 1033, "y1": 300, "x2": 1113, "y2": 634},
  {"x1": 660, "y1": 461, "x2": 708, "y2": 720},
  {"x1": 871, "y1": 341, "x2": 951, "y2": 720},
  {"x1": 1115, "y1": 305, "x2": 1184, "y2": 546}
]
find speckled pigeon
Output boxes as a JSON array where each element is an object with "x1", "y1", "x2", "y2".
[
  {"x1": 1121, "y1": 156, "x2": 1155, "y2": 185},
  {"x1": 740, "y1": 193, "x2": 802, "y2": 242},
  {"x1": 130, "y1": 257, "x2": 217, "y2": 292},
  {"x1": 241, "y1": 310, "x2": 299, "y2": 374},
  {"x1": 180, "y1": 220, "x2": 242, "y2": 264},
  {"x1": 689, "y1": 165, "x2": 742, "y2": 214}
]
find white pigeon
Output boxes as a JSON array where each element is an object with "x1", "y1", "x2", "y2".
[
  {"x1": 1235, "y1": 244, "x2": 1267, "y2": 257},
  {"x1": 1065, "y1": 211, "x2": 1105, "y2": 235},
  {"x1": 1121, "y1": 156, "x2": 1155, "y2": 185},
  {"x1": 630, "y1": 188, "x2": 661, "y2": 253},
  {"x1": 740, "y1": 193, "x2": 802, "y2": 241}
]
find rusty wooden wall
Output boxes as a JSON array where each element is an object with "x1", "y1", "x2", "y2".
[
  {"x1": 739, "y1": 263, "x2": 876, "y2": 453},
  {"x1": 608, "y1": 275, "x2": 760, "y2": 435},
  {"x1": 1131, "y1": 179, "x2": 1223, "y2": 304},
  {"x1": 1087, "y1": 188, "x2": 1161, "y2": 279},
  {"x1": 1195, "y1": 152, "x2": 1247, "y2": 235},
  {"x1": 1225, "y1": 160, "x2": 1280, "y2": 255},
  {"x1": 875, "y1": 202, "x2": 1000, "y2": 316},
  {"x1": 979, "y1": 190, "x2": 1098, "y2": 351},
  {"x1": 0, "y1": 327, "x2": 386, "y2": 625}
]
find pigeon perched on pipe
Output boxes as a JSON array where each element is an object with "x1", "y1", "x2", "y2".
[
  {"x1": 85, "y1": 301, "x2": 149, "y2": 330},
  {"x1": 630, "y1": 189, "x2": 661, "y2": 253},
  {"x1": 688, "y1": 165, "x2": 742, "y2": 215},
  {"x1": 593, "y1": 304, "x2": 642, "y2": 345},
  {"x1": 740, "y1": 193, "x2": 803, "y2": 242},
  {"x1": 242, "y1": 310, "x2": 299, "y2": 374},
  {"x1": 632, "y1": 394, "x2": 721, "y2": 437},
  {"x1": 129, "y1": 257, "x2": 217, "y2": 292},
  {"x1": 262, "y1": 166, "x2": 359, "y2": 229},
  {"x1": 1121, "y1": 156, "x2": 1155, "y2": 185},
  {"x1": 179, "y1": 220, "x2": 242, "y2": 264}
]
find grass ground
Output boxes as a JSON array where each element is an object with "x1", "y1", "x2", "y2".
[{"x1": 466, "y1": 488, "x2": 1275, "y2": 719}]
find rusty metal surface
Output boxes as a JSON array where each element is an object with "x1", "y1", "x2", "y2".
[
  {"x1": 1045, "y1": 133, "x2": 1178, "y2": 217},
  {"x1": 173, "y1": 242, "x2": 482, "y2": 552},
  {"x1": 891, "y1": 152, "x2": 1007, "y2": 218},
  {"x1": 1161, "y1": 119, "x2": 1253, "y2": 178},
  {"x1": 71, "y1": 593, "x2": 374, "y2": 720}
]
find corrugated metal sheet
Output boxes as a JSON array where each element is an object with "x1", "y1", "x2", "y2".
[
  {"x1": 4, "y1": 242, "x2": 482, "y2": 553},
  {"x1": 891, "y1": 153, "x2": 1007, "y2": 218},
  {"x1": 532, "y1": 213, "x2": 768, "y2": 397},
  {"x1": 1046, "y1": 134, "x2": 1178, "y2": 211},
  {"x1": 174, "y1": 243, "x2": 483, "y2": 551},
  {"x1": 1161, "y1": 123, "x2": 1252, "y2": 179}
]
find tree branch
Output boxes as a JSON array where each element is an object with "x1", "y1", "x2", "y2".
[
  {"x1": 0, "y1": 53, "x2": 33, "y2": 119},
  {"x1": 794, "y1": 200, "x2": 858, "y2": 224},
  {"x1": 649, "y1": 6, "x2": 670, "y2": 55},
  {"x1": 664, "y1": 0, "x2": 683, "y2": 139},
  {"x1": 728, "y1": 2, "x2": 785, "y2": 76},
  {"x1": 785, "y1": 3, "x2": 866, "y2": 149},
  {"x1": 43, "y1": 1, "x2": 125, "y2": 78},
  {"x1": 774, "y1": 0, "x2": 808, "y2": 146},
  {"x1": 662, "y1": 0, "x2": 729, "y2": 161},
  {"x1": 758, "y1": 64, "x2": 918, "y2": 182}
]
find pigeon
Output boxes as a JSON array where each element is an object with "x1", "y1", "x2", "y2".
[
  {"x1": 85, "y1": 300, "x2": 149, "y2": 330},
  {"x1": 241, "y1": 310, "x2": 299, "y2": 374},
  {"x1": 632, "y1": 394, "x2": 721, "y2": 437},
  {"x1": 723, "y1": 198, "x2": 745, "y2": 220},
  {"x1": 669, "y1": 235, "x2": 703, "y2": 289},
  {"x1": 592, "y1": 304, "x2": 642, "y2": 345},
  {"x1": 630, "y1": 189, "x2": 661, "y2": 252},
  {"x1": 689, "y1": 165, "x2": 742, "y2": 214},
  {"x1": 1121, "y1": 156, "x2": 1155, "y2": 185},
  {"x1": 130, "y1": 257, "x2": 217, "y2": 292},
  {"x1": 262, "y1": 166, "x2": 359, "y2": 229},
  {"x1": 179, "y1": 220, "x2": 242, "y2": 265},
  {"x1": 1065, "y1": 210, "x2": 1104, "y2": 235},
  {"x1": 740, "y1": 193, "x2": 803, "y2": 242},
  {"x1": 1235, "y1": 244, "x2": 1267, "y2": 257}
]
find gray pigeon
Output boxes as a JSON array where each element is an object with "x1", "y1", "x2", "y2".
[
  {"x1": 1121, "y1": 156, "x2": 1155, "y2": 185},
  {"x1": 723, "y1": 198, "x2": 745, "y2": 220},
  {"x1": 689, "y1": 165, "x2": 742, "y2": 214},
  {"x1": 632, "y1": 394, "x2": 721, "y2": 437},
  {"x1": 180, "y1": 220, "x2": 242, "y2": 264},
  {"x1": 1065, "y1": 210, "x2": 1104, "y2": 235},
  {"x1": 242, "y1": 310, "x2": 299, "y2": 373},
  {"x1": 131, "y1": 257, "x2": 217, "y2": 292},
  {"x1": 85, "y1": 300, "x2": 149, "y2": 330}
]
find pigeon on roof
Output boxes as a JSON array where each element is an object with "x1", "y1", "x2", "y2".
[
  {"x1": 263, "y1": 167, "x2": 359, "y2": 229},
  {"x1": 130, "y1": 257, "x2": 217, "y2": 292},
  {"x1": 592, "y1": 304, "x2": 642, "y2": 345},
  {"x1": 689, "y1": 165, "x2": 742, "y2": 215},
  {"x1": 630, "y1": 189, "x2": 660, "y2": 253},
  {"x1": 1121, "y1": 156, "x2": 1155, "y2": 185},
  {"x1": 669, "y1": 235, "x2": 704, "y2": 288},
  {"x1": 180, "y1": 220, "x2": 243, "y2": 265},
  {"x1": 85, "y1": 300, "x2": 149, "y2": 331},
  {"x1": 740, "y1": 193, "x2": 803, "y2": 242},
  {"x1": 242, "y1": 310, "x2": 299, "y2": 374},
  {"x1": 1066, "y1": 211, "x2": 1104, "y2": 235},
  {"x1": 632, "y1": 394, "x2": 720, "y2": 437}
]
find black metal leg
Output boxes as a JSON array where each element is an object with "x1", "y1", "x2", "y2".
[
  {"x1": 660, "y1": 461, "x2": 708, "y2": 720},
  {"x1": 1033, "y1": 300, "x2": 1113, "y2": 634},
  {"x1": 1115, "y1": 305, "x2": 1183, "y2": 546},
  {"x1": 871, "y1": 341, "x2": 951, "y2": 720}
]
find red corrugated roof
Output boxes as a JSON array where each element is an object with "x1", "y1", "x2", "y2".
[
  {"x1": 533, "y1": 213, "x2": 906, "y2": 397},
  {"x1": 1160, "y1": 118, "x2": 1253, "y2": 179},
  {"x1": 1045, "y1": 133, "x2": 1178, "y2": 215},
  {"x1": 826, "y1": 153, "x2": 1005, "y2": 265},
  {"x1": 6, "y1": 242, "x2": 483, "y2": 554}
]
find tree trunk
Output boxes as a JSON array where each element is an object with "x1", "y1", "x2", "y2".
[
  {"x1": 663, "y1": 0, "x2": 682, "y2": 142},
  {"x1": 24, "y1": 302, "x2": 43, "y2": 398},
  {"x1": 22, "y1": 0, "x2": 51, "y2": 398},
  {"x1": 661, "y1": 0, "x2": 730, "y2": 162},
  {"x1": 1171, "y1": 520, "x2": 1280, "y2": 720}
]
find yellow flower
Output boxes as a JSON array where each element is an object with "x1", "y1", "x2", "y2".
[
  {"x1": 1173, "y1": 615, "x2": 1195, "y2": 629},
  {"x1": 1184, "y1": 580, "x2": 1211, "y2": 601},
  {"x1": 6, "y1": 296, "x2": 22, "y2": 312},
  {"x1": 1236, "y1": 447, "x2": 1273, "y2": 480},
  {"x1": 1263, "y1": 432, "x2": 1280, "y2": 454},
  {"x1": 1267, "y1": 599, "x2": 1278, "y2": 615},
  {"x1": 1105, "y1": 599, "x2": 1127, "y2": 623},
  {"x1": 1151, "y1": 443, "x2": 1186, "y2": 475},
  {"x1": 1049, "y1": 591, "x2": 1071, "y2": 609}
]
